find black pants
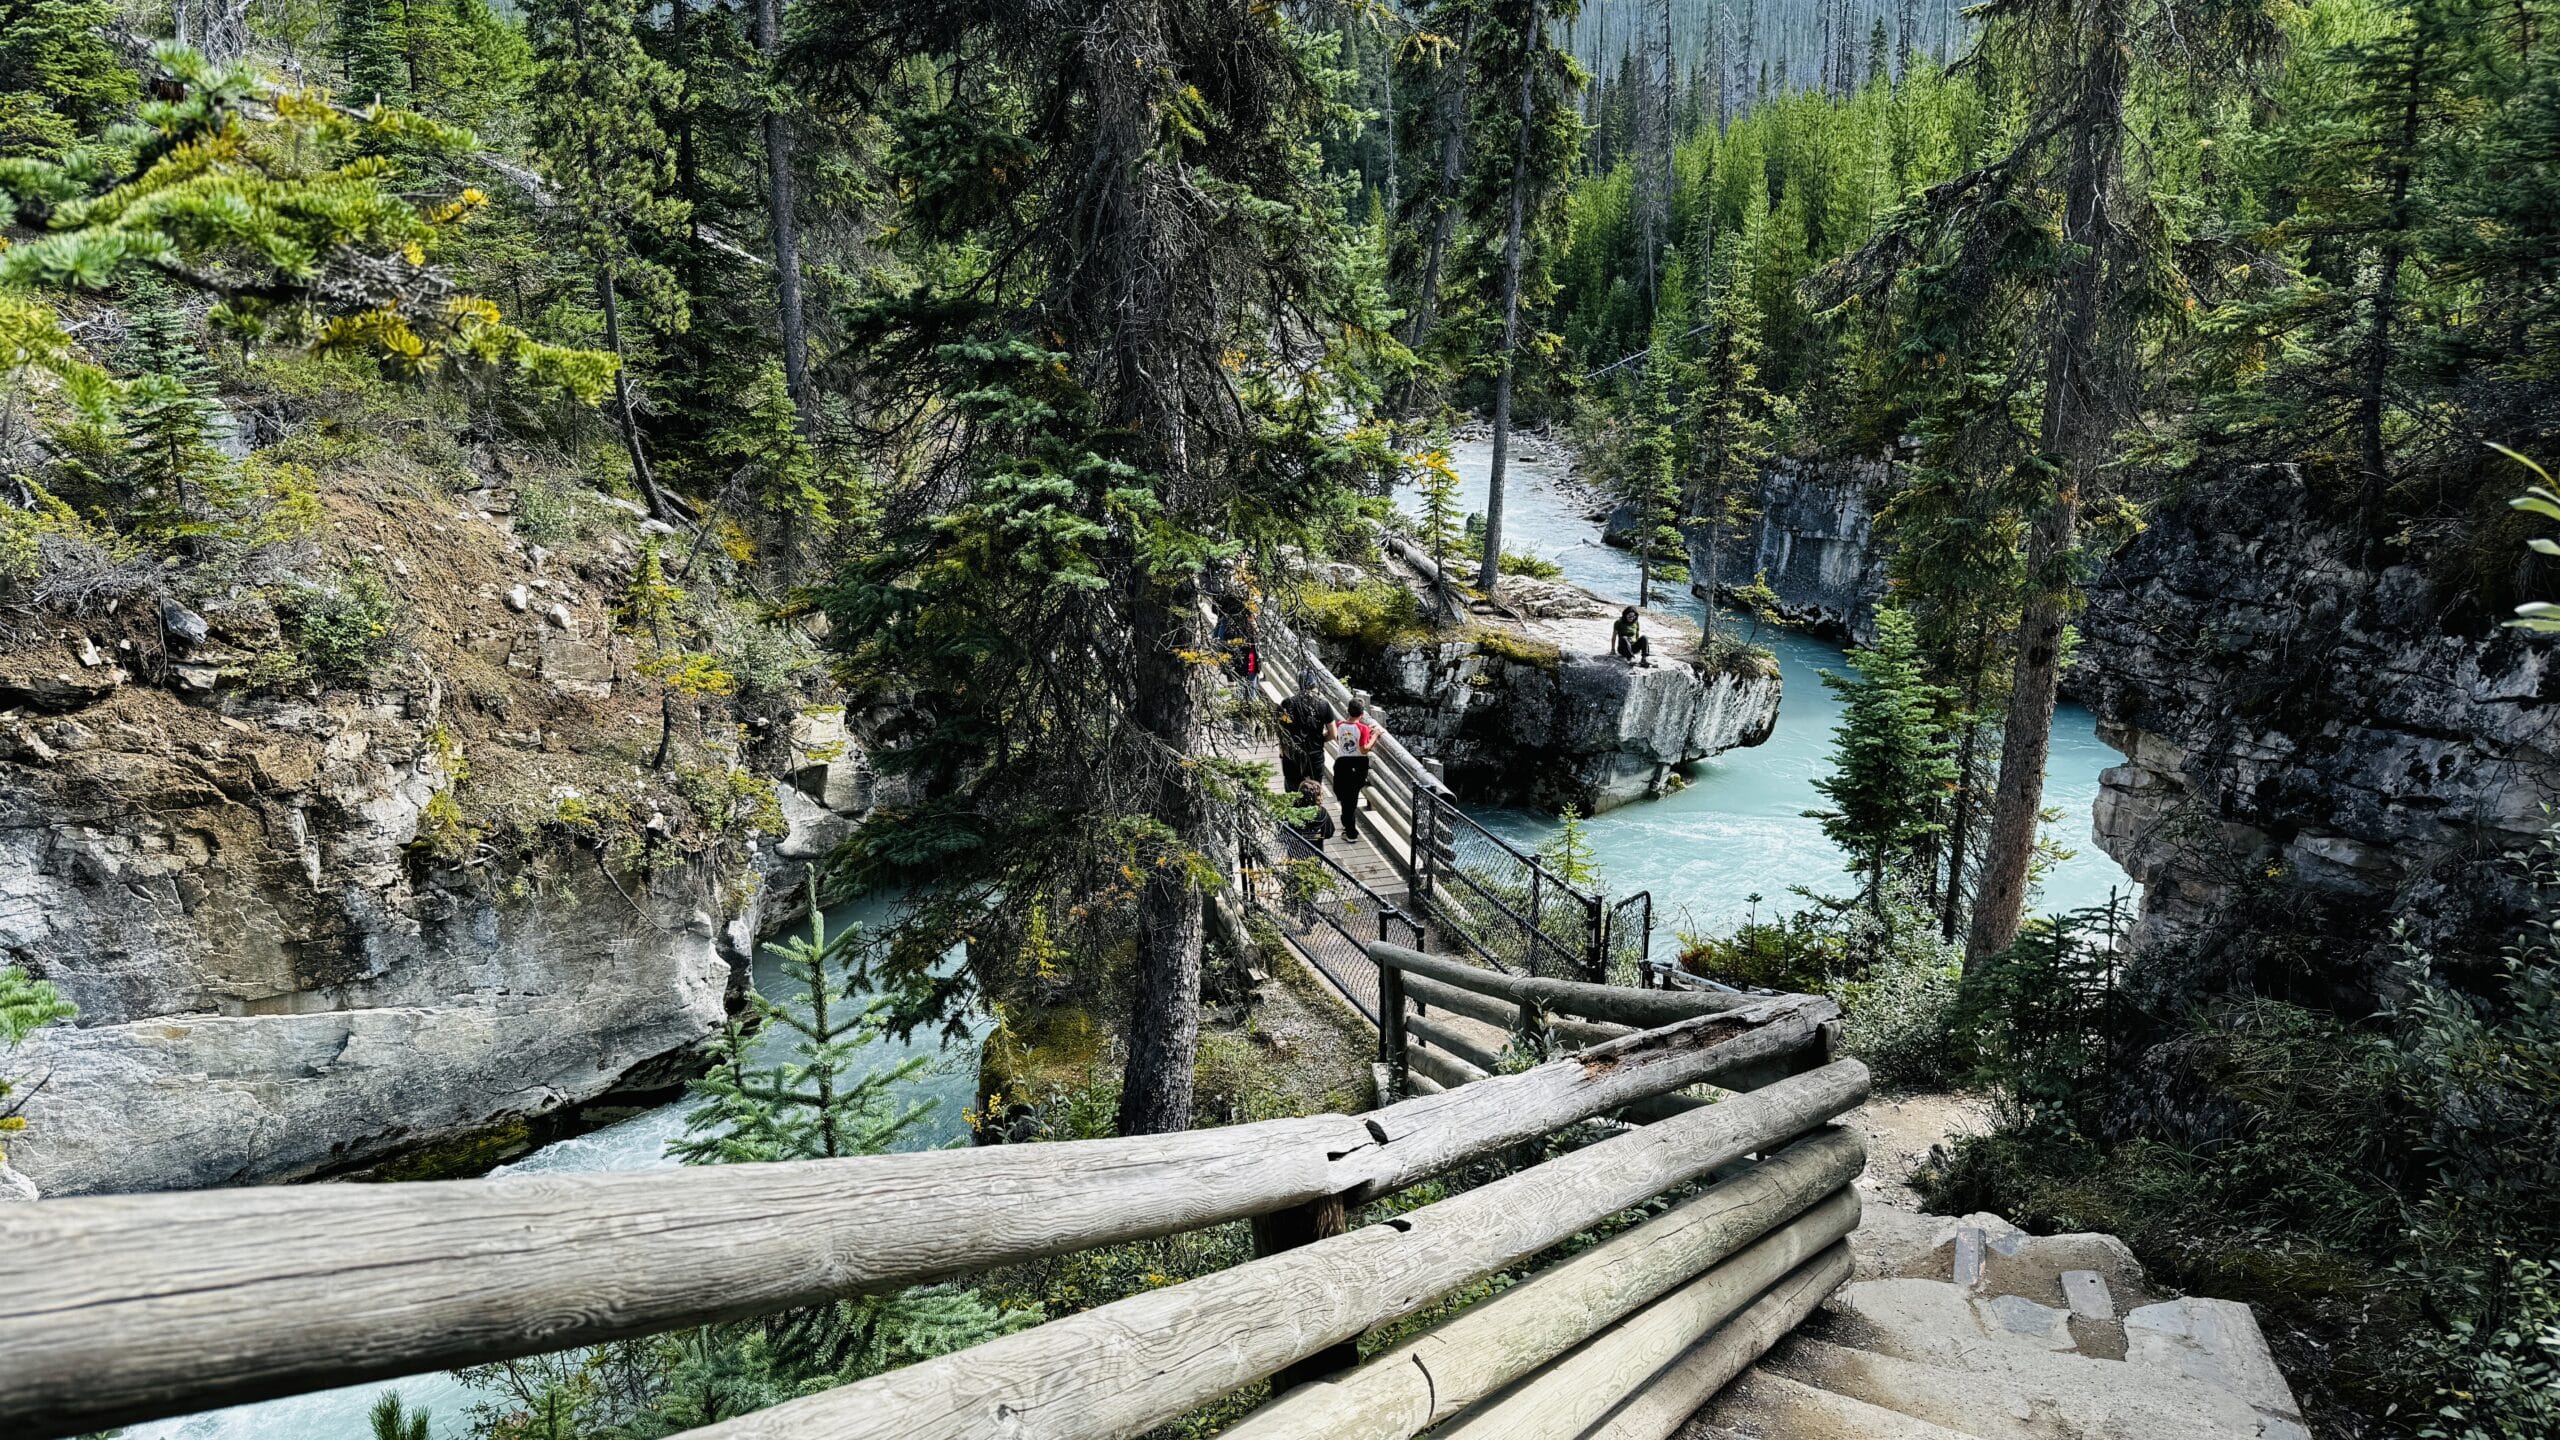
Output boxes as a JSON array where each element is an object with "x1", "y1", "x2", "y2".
[
  {"x1": 1280, "y1": 743, "x2": 1321, "y2": 794},
  {"x1": 1332, "y1": 754, "x2": 1371, "y2": 841},
  {"x1": 1615, "y1": 634, "x2": 1651, "y2": 662}
]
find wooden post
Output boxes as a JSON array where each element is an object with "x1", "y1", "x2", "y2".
[{"x1": 1252, "y1": 1194, "x2": 1358, "y2": 1388}]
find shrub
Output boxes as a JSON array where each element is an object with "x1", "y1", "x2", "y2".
[
  {"x1": 281, "y1": 563, "x2": 399, "y2": 682},
  {"x1": 1295, "y1": 580, "x2": 1423, "y2": 653}
]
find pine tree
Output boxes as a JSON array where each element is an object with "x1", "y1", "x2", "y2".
[
  {"x1": 1620, "y1": 322, "x2": 1687, "y2": 606},
  {"x1": 1809, "y1": 607, "x2": 1956, "y2": 912},
  {"x1": 526, "y1": 0, "x2": 691, "y2": 521},
  {"x1": 794, "y1": 0, "x2": 1395, "y2": 1136},
  {"x1": 1411, "y1": 445, "x2": 1470, "y2": 620},
  {"x1": 368, "y1": 1392, "x2": 430, "y2": 1440},
  {"x1": 1389, "y1": 0, "x2": 1482, "y2": 411},
  {"x1": 0, "y1": 963, "x2": 73, "y2": 1165},
  {"x1": 671, "y1": 882, "x2": 935, "y2": 1164},
  {"x1": 113, "y1": 286, "x2": 243, "y2": 547}
]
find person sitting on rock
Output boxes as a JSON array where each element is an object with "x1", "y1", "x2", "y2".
[{"x1": 1613, "y1": 606, "x2": 1654, "y2": 667}]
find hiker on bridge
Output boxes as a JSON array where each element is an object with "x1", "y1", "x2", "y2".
[
  {"x1": 1330, "y1": 700, "x2": 1377, "y2": 843},
  {"x1": 1278, "y1": 669, "x2": 1331, "y2": 792}
]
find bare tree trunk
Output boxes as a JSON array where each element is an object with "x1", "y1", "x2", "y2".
[
  {"x1": 755, "y1": 0, "x2": 815, "y2": 429},
  {"x1": 1478, "y1": 0, "x2": 1550, "y2": 596},
  {"x1": 1118, "y1": 582, "x2": 1208, "y2": 1136},
  {"x1": 2358, "y1": 82, "x2": 2425, "y2": 529},
  {"x1": 597, "y1": 269, "x2": 675, "y2": 522},
  {"x1": 1940, "y1": 613, "x2": 1989, "y2": 942},
  {"x1": 1965, "y1": 0, "x2": 2123, "y2": 964},
  {"x1": 1400, "y1": 10, "x2": 1476, "y2": 420}
]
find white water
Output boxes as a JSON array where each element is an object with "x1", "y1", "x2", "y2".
[
  {"x1": 130, "y1": 895, "x2": 986, "y2": 1440},
  {"x1": 1417, "y1": 435, "x2": 2137, "y2": 944}
]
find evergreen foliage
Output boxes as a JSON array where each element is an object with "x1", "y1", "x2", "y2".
[
  {"x1": 0, "y1": 0, "x2": 137, "y2": 157},
  {"x1": 0, "y1": 963, "x2": 74, "y2": 1161},
  {"x1": 670, "y1": 887, "x2": 934, "y2": 1165},
  {"x1": 1807, "y1": 607, "x2": 1955, "y2": 908}
]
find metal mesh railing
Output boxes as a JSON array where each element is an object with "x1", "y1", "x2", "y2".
[
  {"x1": 1245, "y1": 825, "x2": 1423, "y2": 1023},
  {"x1": 1604, "y1": 890, "x2": 1653, "y2": 987},
  {"x1": 1411, "y1": 787, "x2": 1601, "y2": 980}
]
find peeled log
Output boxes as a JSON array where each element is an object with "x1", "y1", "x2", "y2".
[
  {"x1": 0, "y1": 997, "x2": 1836, "y2": 1440},
  {"x1": 1581, "y1": 1244, "x2": 1859, "y2": 1440},
  {"x1": 1369, "y1": 941, "x2": 1755, "y2": 1026},
  {"x1": 664, "y1": 1061, "x2": 1871, "y2": 1440},
  {"x1": 1407, "y1": 1012, "x2": 1508, "y2": 1075},
  {"x1": 1433, "y1": 1193, "x2": 1862, "y2": 1440},
  {"x1": 1220, "y1": 1128, "x2": 1866, "y2": 1440}
]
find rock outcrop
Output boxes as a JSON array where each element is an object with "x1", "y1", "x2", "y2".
[
  {"x1": 2080, "y1": 466, "x2": 2560, "y2": 979},
  {"x1": 0, "y1": 485, "x2": 859, "y2": 1197},
  {"x1": 1604, "y1": 451, "x2": 1896, "y2": 643},
  {"x1": 1705, "y1": 453, "x2": 1895, "y2": 644},
  {"x1": 1328, "y1": 576, "x2": 1781, "y2": 813}
]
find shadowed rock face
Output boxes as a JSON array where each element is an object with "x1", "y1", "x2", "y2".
[
  {"x1": 0, "y1": 682, "x2": 740, "y2": 1197},
  {"x1": 1605, "y1": 453, "x2": 1894, "y2": 644},
  {"x1": 2079, "y1": 466, "x2": 2560, "y2": 982}
]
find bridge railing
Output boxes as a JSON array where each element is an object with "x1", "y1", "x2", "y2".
[
  {"x1": 2, "y1": 982, "x2": 1863, "y2": 1440},
  {"x1": 1242, "y1": 823, "x2": 1425, "y2": 1023},
  {"x1": 1255, "y1": 599, "x2": 1634, "y2": 981}
]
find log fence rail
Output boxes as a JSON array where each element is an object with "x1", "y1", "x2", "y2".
[{"x1": 3, "y1": 955, "x2": 1862, "y2": 1440}]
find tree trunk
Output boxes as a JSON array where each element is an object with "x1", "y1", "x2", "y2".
[
  {"x1": 2358, "y1": 81, "x2": 2424, "y2": 530},
  {"x1": 755, "y1": 0, "x2": 815, "y2": 429},
  {"x1": 596, "y1": 268, "x2": 674, "y2": 522},
  {"x1": 1965, "y1": 0, "x2": 2122, "y2": 964},
  {"x1": 1400, "y1": 10, "x2": 1476, "y2": 418},
  {"x1": 1478, "y1": 0, "x2": 1550, "y2": 596},
  {"x1": 1117, "y1": 583, "x2": 1209, "y2": 1136}
]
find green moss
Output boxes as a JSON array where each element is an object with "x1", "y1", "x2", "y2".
[
  {"x1": 1467, "y1": 624, "x2": 1561, "y2": 669},
  {"x1": 354, "y1": 1118, "x2": 537, "y2": 1181}
]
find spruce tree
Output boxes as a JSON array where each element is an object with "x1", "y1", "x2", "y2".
[
  {"x1": 526, "y1": 0, "x2": 691, "y2": 521},
  {"x1": 1620, "y1": 322, "x2": 1686, "y2": 607},
  {"x1": 113, "y1": 286, "x2": 242, "y2": 547},
  {"x1": 793, "y1": 0, "x2": 1396, "y2": 1135},
  {"x1": 0, "y1": 963, "x2": 73, "y2": 1164},
  {"x1": 671, "y1": 883, "x2": 934, "y2": 1164},
  {"x1": 0, "y1": 0, "x2": 138, "y2": 157},
  {"x1": 1680, "y1": 241, "x2": 1780, "y2": 652},
  {"x1": 1809, "y1": 607, "x2": 1956, "y2": 913},
  {"x1": 1411, "y1": 445, "x2": 1470, "y2": 620}
]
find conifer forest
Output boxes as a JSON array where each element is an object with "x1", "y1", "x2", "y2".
[{"x1": 3, "y1": 0, "x2": 2560, "y2": 1434}]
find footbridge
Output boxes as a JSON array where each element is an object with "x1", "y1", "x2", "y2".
[{"x1": 1237, "y1": 604, "x2": 1655, "y2": 1024}]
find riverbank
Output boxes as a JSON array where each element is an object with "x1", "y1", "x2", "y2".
[{"x1": 1406, "y1": 435, "x2": 2137, "y2": 940}]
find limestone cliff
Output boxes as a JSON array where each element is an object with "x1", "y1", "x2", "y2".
[
  {"x1": 1323, "y1": 575, "x2": 1780, "y2": 813},
  {"x1": 2080, "y1": 466, "x2": 2560, "y2": 984},
  {"x1": 1605, "y1": 452, "x2": 1894, "y2": 644},
  {"x1": 0, "y1": 479, "x2": 855, "y2": 1197}
]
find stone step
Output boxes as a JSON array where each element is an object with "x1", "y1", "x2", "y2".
[
  {"x1": 1764, "y1": 1336, "x2": 2274, "y2": 1440},
  {"x1": 1822, "y1": 1280, "x2": 2310, "y2": 1440},
  {"x1": 1707, "y1": 1370, "x2": 1998, "y2": 1440}
]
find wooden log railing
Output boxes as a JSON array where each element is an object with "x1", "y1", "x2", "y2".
[{"x1": 3, "y1": 984, "x2": 1863, "y2": 1440}]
